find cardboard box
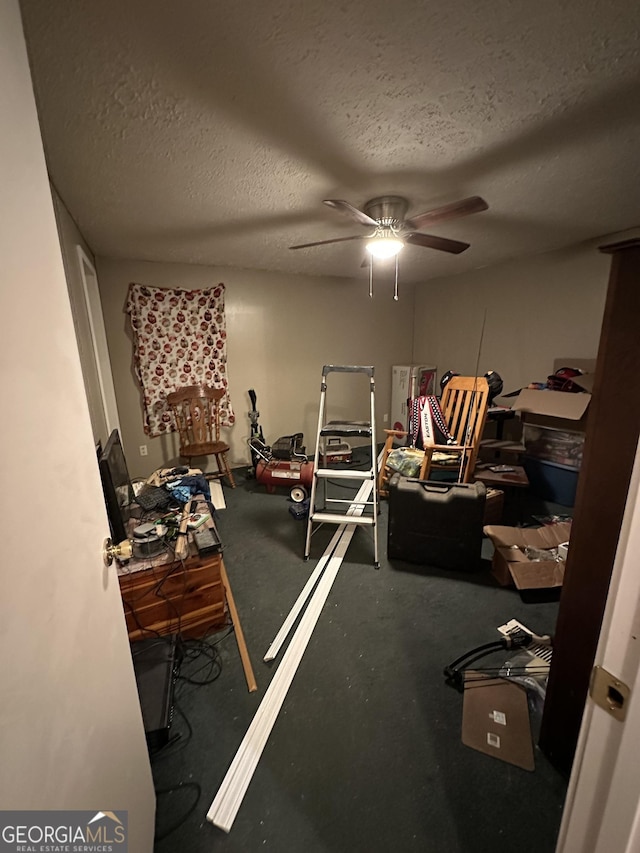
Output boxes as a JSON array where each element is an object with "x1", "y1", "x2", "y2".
[
  {"x1": 462, "y1": 673, "x2": 535, "y2": 771},
  {"x1": 510, "y1": 358, "x2": 596, "y2": 433},
  {"x1": 511, "y1": 385, "x2": 592, "y2": 432},
  {"x1": 483, "y1": 521, "x2": 572, "y2": 594}
]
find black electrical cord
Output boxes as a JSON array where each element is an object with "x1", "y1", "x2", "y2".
[
  {"x1": 149, "y1": 634, "x2": 234, "y2": 841},
  {"x1": 443, "y1": 630, "x2": 541, "y2": 692},
  {"x1": 444, "y1": 640, "x2": 508, "y2": 691},
  {"x1": 176, "y1": 636, "x2": 224, "y2": 686},
  {"x1": 460, "y1": 666, "x2": 551, "y2": 685}
]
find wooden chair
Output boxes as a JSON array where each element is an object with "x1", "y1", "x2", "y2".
[
  {"x1": 378, "y1": 376, "x2": 490, "y2": 496},
  {"x1": 166, "y1": 384, "x2": 235, "y2": 488}
]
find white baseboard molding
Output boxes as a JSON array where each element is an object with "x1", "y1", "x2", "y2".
[
  {"x1": 206, "y1": 479, "x2": 374, "y2": 832},
  {"x1": 263, "y1": 476, "x2": 372, "y2": 662}
]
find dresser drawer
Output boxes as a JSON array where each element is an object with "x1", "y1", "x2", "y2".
[{"x1": 118, "y1": 553, "x2": 227, "y2": 640}]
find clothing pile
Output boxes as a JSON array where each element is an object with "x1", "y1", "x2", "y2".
[{"x1": 146, "y1": 466, "x2": 212, "y2": 504}]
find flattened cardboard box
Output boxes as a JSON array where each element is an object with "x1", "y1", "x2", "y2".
[
  {"x1": 483, "y1": 521, "x2": 572, "y2": 590},
  {"x1": 462, "y1": 673, "x2": 535, "y2": 771}
]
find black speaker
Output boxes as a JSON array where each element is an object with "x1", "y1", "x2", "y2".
[{"x1": 130, "y1": 636, "x2": 178, "y2": 752}]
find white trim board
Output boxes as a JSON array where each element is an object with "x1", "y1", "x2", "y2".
[
  {"x1": 207, "y1": 478, "x2": 374, "y2": 832},
  {"x1": 266, "y1": 450, "x2": 382, "y2": 662},
  {"x1": 209, "y1": 479, "x2": 226, "y2": 510},
  {"x1": 264, "y1": 482, "x2": 370, "y2": 662}
]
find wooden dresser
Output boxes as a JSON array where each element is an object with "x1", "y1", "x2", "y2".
[{"x1": 118, "y1": 550, "x2": 227, "y2": 641}]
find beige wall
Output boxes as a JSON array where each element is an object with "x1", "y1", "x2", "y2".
[
  {"x1": 412, "y1": 239, "x2": 614, "y2": 396},
  {"x1": 96, "y1": 258, "x2": 416, "y2": 478},
  {"x1": 63, "y1": 228, "x2": 637, "y2": 481}
]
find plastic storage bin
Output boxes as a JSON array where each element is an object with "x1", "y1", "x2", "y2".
[
  {"x1": 522, "y1": 424, "x2": 585, "y2": 468},
  {"x1": 523, "y1": 456, "x2": 579, "y2": 507}
]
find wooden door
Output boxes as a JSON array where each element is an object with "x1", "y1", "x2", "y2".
[
  {"x1": 0, "y1": 4, "x2": 155, "y2": 849},
  {"x1": 539, "y1": 238, "x2": 640, "y2": 773}
]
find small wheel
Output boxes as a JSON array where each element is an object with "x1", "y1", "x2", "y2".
[{"x1": 290, "y1": 485, "x2": 308, "y2": 503}]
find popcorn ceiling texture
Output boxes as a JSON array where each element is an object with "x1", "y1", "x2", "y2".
[{"x1": 20, "y1": 0, "x2": 640, "y2": 283}]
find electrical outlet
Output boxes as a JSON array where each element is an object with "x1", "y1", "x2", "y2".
[
  {"x1": 383, "y1": 413, "x2": 389, "y2": 423},
  {"x1": 139, "y1": 444, "x2": 148, "y2": 456}
]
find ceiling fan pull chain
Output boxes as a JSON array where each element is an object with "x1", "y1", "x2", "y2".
[
  {"x1": 369, "y1": 256, "x2": 373, "y2": 298},
  {"x1": 394, "y1": 255, "x2": 399, "y2": 301}
]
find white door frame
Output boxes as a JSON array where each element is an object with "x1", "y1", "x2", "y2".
[
  {"x1": 76, "y1": 245, "x2": 121, "y2": 435},
  {"x1": 557, "y1": 434, "x2": 640, "y2": 852}
]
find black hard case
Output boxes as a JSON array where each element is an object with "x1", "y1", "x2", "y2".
[{"x1": 387, "y1": 475, "x2": 486, "y2": 571}]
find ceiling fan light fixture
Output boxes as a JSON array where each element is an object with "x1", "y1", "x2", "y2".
[{"x1": 365, "y1": 227, "x2": 403, "y2": 259}]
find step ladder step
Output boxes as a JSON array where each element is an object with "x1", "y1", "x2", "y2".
[
  {"x1": 310, "y1": 512, "x2": 375, "y2": 526},
  {"x1": 324, "y1": 497, "x2": 376, "y2": 506},
  {"x1": 320, "y1": 421, "x2": 372, "y2": 438},
  {"x1": 314, "y1": 468, "x2": 374, "y2": 480},
  {"x1": 323, "y1": 365, "x2": 374, "y2": 375}
]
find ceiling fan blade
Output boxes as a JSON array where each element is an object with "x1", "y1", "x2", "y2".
[
  {"x1": 406, "y1": 232, "x2": 470, "y2": 254},
  {"x1": 289, "y1": 234, "x2": 366, "y2": 250},
  {"x1": 405, "y1": 196, "x2": 488, "y2": 230},
  {"x1": 323, "y1": 199, "x2": 379, "y2": 227}
]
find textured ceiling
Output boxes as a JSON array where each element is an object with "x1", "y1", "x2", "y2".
[{"x1": 19, "y1": 0, "x2": 640, "y2": 284}]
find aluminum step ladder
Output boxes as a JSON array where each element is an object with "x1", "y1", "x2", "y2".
[{"x1": 304, "y1": 365, "x2": 379, "y2": 568}]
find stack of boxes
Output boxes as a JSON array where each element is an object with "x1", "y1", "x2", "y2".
[{"x1": 511, "y1": 358, "x2": 595, "y2": 507}]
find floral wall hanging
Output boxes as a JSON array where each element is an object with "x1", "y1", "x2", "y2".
[{"x1": 126, "y1": 282, "x2": 234, "y2": 437}]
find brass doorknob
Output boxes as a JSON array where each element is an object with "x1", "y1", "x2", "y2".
[{"x1": 103, "y1": 537, "x2": 133, "y2": 567}]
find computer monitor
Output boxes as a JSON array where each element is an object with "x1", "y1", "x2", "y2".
[{"x1": 99, "y1": 429, "x2": 135, "y2": 544}]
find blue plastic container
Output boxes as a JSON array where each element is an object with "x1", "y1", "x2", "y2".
[{"x1": 523, "y1": 456, "x2": 580, "y2": 507}]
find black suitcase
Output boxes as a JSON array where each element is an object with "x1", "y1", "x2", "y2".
[{"x1": 387, "y1": 475, "x2": 486, "y2": 571}]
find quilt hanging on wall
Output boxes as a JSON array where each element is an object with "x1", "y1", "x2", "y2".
[{"x1": 126, "y1": 282, "x2": 235, "y2": 438}]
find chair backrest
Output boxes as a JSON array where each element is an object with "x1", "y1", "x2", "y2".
[
  {"x1": 439, "y1": 375, "x2": 490, "y2": 481},
  {"x1": 440, "y1": 375, "x2": 490, "y2": 447},
  {"x1": 166, "y1": 384, "x2": 224, "y2": 454}
]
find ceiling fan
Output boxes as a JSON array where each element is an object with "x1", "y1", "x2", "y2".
[{"x1": 290, "y1": 194, "x2": 489, "y2": 259}]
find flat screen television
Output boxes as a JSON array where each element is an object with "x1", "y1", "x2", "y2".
[{"x1": 99, "y1": 429, "x2": 135, "y2": 543}]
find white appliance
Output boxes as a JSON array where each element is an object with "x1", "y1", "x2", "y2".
[{"x1": 390, "y1": 365, "x2": 437, "y2": 443}]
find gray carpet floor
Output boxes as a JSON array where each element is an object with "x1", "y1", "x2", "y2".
[{"x1": 148, "y1": 462, "x2": 568, "y2": 852}]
